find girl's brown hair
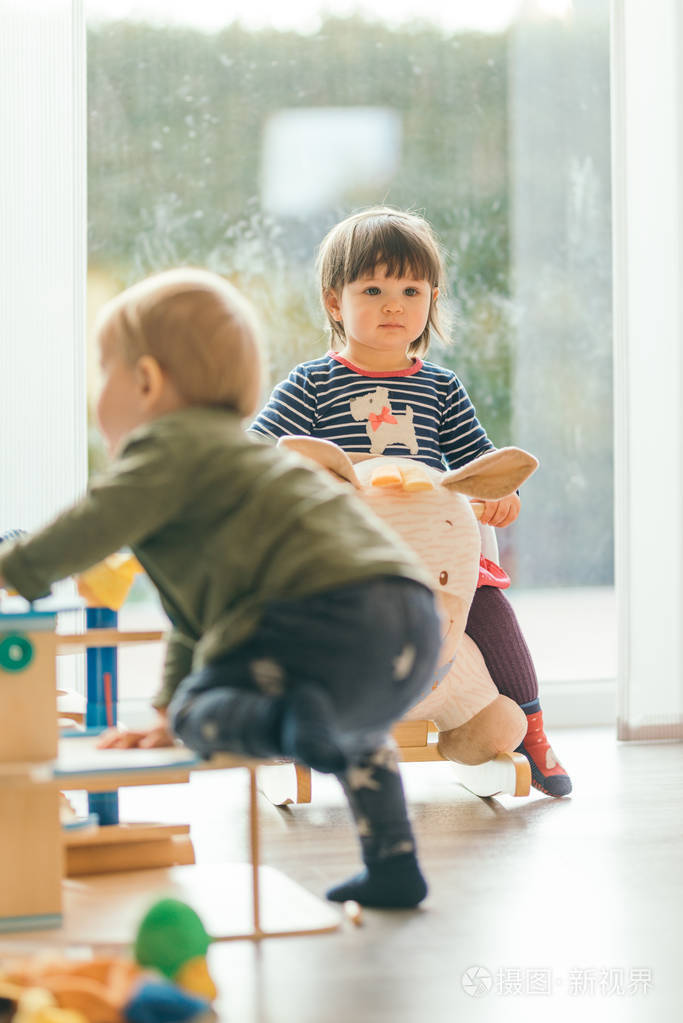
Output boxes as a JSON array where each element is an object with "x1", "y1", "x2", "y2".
[{"x1": 317, "y1": 206, "x2": 449, "y2": 355}]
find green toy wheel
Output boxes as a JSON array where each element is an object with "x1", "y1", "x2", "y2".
[{"x1": 0, "y1": 633, "x2": 34, "y2": 672}]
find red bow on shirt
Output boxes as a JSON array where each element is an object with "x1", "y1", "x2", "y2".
[{"x1": 369, "y1": 405, "x2": 398, "y2": 431}]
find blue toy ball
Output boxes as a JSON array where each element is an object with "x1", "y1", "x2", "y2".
[{"x1": 124, "y1": 979, "x2": 215, "y2": 1023}]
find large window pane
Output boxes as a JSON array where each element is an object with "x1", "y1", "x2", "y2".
[{"x1": 86, "y1": 0, "x2": 613, "y2": 718}]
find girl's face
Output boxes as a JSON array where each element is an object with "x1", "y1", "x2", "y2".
[{"x1": 326, "y1": 265, "x2": 437, "y2": 366}]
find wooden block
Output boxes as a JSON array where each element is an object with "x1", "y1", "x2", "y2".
[
  {"x1": 64, "y1": 821, "x2": 190, "y2": 848},
  {"x1": 0, "y1": 782, "x2": 62, "y2": 926},
  {"x1": 370, "y1": 464, "x2": 403, "y2": 487},
  {"x1": 398, "y1": 464, "x2": 435, "y2": 491},
  {"x1": 0, "y1": 630, "x2": 58, "y2": 763},
  {"x1": 391, "y1": 720, "x2": 429, "y2": 747},
  {"x1": 397, "y1": 743, "x2": 446, "y2": 762},
  {"x1": 65, "y1": 834, "x2": 195, "y2": 876}
]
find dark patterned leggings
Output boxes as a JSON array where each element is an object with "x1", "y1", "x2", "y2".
[
  {"x1": 465, "y1": 585, "x2": 538, "y2": 707},
  {"x1": 169, "y1": 577, "x2": 441, "y2": 864}
]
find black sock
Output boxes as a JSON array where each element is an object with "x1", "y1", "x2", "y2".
[
  {"x1": 326, "y1": 853, "x2": 428, "y2": 909},
  {"x1": 279, "y1": 685, "x2": 347, "y2": 774}
]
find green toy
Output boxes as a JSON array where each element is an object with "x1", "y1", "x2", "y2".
[{"x1": 133, "y1": 899, "x2": 216, "y2": 1001}]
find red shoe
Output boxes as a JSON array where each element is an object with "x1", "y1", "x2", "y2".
[{"x1": 515, "y1": 700, "x2": 572, "y2": 797}]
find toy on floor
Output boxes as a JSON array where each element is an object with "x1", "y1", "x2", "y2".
[
  {"x1": 278, "y1": 437, "x2": 538, "y2": 766},
  {"x1": 0, "y1": 899, "x2": 217, "y2": 1023},
  {"x1": 0, "y1": 983, "x2": 88, "y2": 1023},
  {"x1": 133, "y1": 899, "x2": 216, "y2": 1002}
]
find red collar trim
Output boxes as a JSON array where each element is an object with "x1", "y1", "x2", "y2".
[{"x1": 328, "y1": 351, "x2": 423, "y2": 378}]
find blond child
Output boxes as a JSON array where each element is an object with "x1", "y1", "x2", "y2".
[
  {"x1": 250, "y1": 207, "x2": 571, "y2": 797},
  {"x1": 0, "y1": 268, "x2": 443, "y2": 907}
]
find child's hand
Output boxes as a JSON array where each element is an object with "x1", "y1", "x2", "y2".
[
  {"x1": 472, "y1": 493, "x2": 521, "y2": 528},
  {"x1": 96, "y1": 719, "x2": 175, "y2": 749}
]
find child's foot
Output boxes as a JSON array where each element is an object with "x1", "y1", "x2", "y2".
[
  {"x1": 326, "y1": 853, "x2": 428, "y2": 908},
  {"x1": 516, "y1": 699, "x2": 572, "y2": 797},
  {"x1": 280, "y1": 684, "x2": 347, "y2": 775}
]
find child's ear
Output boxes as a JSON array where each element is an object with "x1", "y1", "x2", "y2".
[
  {"x1": 323, "y1": 288, "x2": 342, "y2": 322},
  {"x1": 135, "y1": 355, "x2": 164, "y2": 404},
  {"x1": 432, "y1": 286, "x2": 439, "y2": 304}
]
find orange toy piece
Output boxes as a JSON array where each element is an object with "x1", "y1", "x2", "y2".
[
  {"x1": 369, "y1": 463, "x2": 402, "y2": 487},
  {"x1": 370, "y1": 461, "x2": 435, "y2": 491},
  {"x1": 173, "y1": 957, "x2": 217, "y2": 1002},
  {"x1": 398, "y1": 463, "x2": 435, "y2": 492},
  {"x1": 76, "y1": 554, "x2": 143, "y2": 611},
  {"x1": 1, "y1": 983, "x2": 89, "y2": 1023},
  {"x1": 0, "y1": 957, "x2": 142, "y2": 1023}
]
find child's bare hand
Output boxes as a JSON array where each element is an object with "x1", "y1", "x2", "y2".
[
  {"x1": 96, "y1": 723, "x2": 175, "y2": 749},
  {"x1": 472, "y1": 493, "x2": 521, "y2": 528}
]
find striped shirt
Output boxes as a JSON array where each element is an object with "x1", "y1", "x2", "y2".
[{"x1": 250, "y1": 351, "x2": 494, "y2": 471}]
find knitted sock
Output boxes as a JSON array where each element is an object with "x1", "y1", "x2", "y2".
[
  {"x1": 326, "y1": 853, "x2": 428, "y2": 909},
  {"x1": 465, "y1": 586, "x2": 538, "y2": 705},
  {"x1": 516, "y1": 698, "x2": 572, "y2": 797},
  {"x1": 328, "y1": 747, "x2": 427, "y2": 907}
]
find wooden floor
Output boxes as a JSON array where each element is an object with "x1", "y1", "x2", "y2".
[{"x1": 2, "y1": 726, "x2": 682, "y2": 1020}]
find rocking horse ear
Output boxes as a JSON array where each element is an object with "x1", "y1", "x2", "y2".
[
  {"x1": 277, "y1": 436, "x2": 362, "y2": 488},
  {"x1": 440, "y1": 447, "x2": 539, "y2": 500}
]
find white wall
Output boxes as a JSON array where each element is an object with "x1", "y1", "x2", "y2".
[
  {"x1": 0, "y1": 0, "x2": 87, "y2": 533},
  {"x1": 612, "y1": 0, "x2": 683, "y2": 738}
]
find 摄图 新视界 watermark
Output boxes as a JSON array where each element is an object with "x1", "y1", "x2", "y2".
[{"x1": 461, "y1": 965, "x2": 653, "y2": 998}]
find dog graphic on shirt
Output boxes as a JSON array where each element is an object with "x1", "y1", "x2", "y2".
[{"x1": 349, "y1": 387, "x2": 419, "y2": 456}]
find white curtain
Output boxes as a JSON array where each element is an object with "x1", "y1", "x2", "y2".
[
  {"x1": 612, "y1": 0, "x2": 683, "y2": 739},
  {"x1": 0, "y1": 0, "x2": 87, "y2": 534}
]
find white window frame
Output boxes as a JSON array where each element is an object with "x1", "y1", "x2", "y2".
[
  {"x1": 0, "y1": 0, "x2": 87, "y2": 531},
  {"x1": 611, "y1": 0, "x2": 683, "y2": 739}
]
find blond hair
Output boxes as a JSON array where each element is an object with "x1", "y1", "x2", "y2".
[
  {"x1": 96, "y1": 268, "x2": 262, "y2": 417},
  {"x1": 317, "y1": 206, "x2": 449, "y2": 356}
]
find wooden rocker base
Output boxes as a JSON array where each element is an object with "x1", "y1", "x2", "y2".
[
  {"x1": 449, "y1": 752, "x2": 531, "y2": 798},
  {"x1": 259, "y1": 743, "x2": 532, "y2": 806}
]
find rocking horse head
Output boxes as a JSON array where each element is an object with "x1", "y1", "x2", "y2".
[{"x1": 276, "y1": 436, "x2": 538, "y2": 665}]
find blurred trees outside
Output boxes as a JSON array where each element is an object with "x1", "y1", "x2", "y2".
[{"x1": 87, "y1": 10, "x2": 611, "y2": 586}]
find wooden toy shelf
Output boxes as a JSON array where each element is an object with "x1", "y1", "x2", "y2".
[{"x1": 0, "y1": 599, "x2": 340, "y2": 943}]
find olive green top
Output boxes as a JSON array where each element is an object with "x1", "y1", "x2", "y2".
[{"x1": 0, "y1": 407, "x2": 428, "y2": 707}]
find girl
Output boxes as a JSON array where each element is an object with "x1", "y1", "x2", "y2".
[{"x1": 250, "y1": 207, "x2": 571, "y2": 797}]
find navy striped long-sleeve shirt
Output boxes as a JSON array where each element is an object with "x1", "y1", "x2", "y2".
[{"x1": 250, "y1": 351, "x2": 494, "y2": 471}]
